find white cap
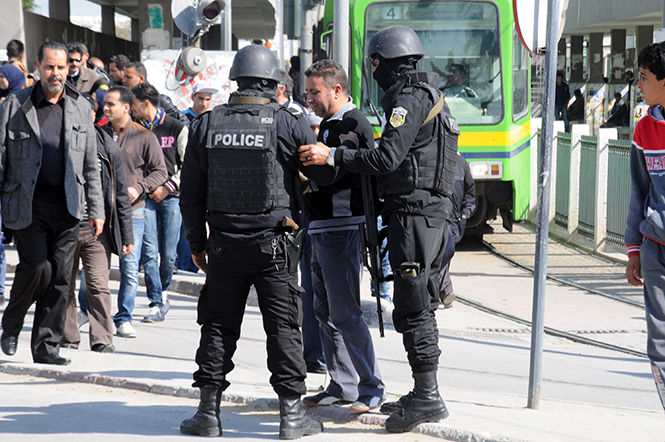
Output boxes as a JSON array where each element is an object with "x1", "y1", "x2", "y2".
[
  {"x1": 306, "y1": 111, "x2": 322, "y2": 127},
  {"x1": 192, "y1": 81, "x2": 218, "y2": 95}
]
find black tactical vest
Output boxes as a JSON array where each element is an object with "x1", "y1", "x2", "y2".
[
  {"x1": 206, "y1": 101, "x2": 290, "y2": 213},
  {"x1": 378, "y1": 82, "x2": 459, "y2": 198}
]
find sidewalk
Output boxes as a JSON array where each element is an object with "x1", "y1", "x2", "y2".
[{"x1": 0, "y1": 233, "x2": 663, "y2": 441}]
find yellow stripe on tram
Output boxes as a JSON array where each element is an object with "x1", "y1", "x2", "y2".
[
  {"x1": 373, "y1": 122, "x2": 531, "y2": 147},
  {"x1": 458, "y1": 122, "x2": 530, "y2": 148}
]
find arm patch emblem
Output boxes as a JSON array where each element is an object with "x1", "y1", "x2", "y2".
[{"x1": 389, "y1": 107, "x2": 407, "y2": 127}]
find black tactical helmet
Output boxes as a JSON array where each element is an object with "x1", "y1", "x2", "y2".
[
  {"x1": 229, "y1": 44, "x2": 281, "y2": 82},
  {"x1": 368, "y1": 25, "x2": 424, "y2": 60}
]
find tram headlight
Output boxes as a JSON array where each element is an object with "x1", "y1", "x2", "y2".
[{"x1": 469, "y1": 161, "x2": 503, "y2": 180}]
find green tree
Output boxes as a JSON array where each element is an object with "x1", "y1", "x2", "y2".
[{"x1": 23, "y1": 0, "x2": 36, "y2": 11}]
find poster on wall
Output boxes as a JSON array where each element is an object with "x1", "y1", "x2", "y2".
[{"x1": 141, "y1": 49, "x2": 237, "y2": 111}]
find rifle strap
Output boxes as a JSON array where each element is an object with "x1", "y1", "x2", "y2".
[{"x1": 422, "y1": 91, "x2": 444, "y2": 126}]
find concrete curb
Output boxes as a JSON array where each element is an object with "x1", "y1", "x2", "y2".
[{"x1": 0, "y1": 361, "x2": 522, "y2": 442}]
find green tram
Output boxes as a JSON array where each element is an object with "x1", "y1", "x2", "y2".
[{"x1": 320, "y1": 0, "x2": 531, "y2": 232}]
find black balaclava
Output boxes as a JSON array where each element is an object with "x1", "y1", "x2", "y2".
[
  {"x1": 234, "y1": 77, "x2": 278, "y2": 99},
  {"x1": 372, "y1": 56, "x2": 420, "y2": 92}
]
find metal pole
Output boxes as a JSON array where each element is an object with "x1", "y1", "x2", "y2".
[
  {"x1": 276, "y1": 0, "x2": 285, "y2": 66},
  {"x1": 300, "y1": 7, "x2": 314, "y2": 99},
  {"x1": 528, "y1": 0, "x2": 561, "y2": 410},
  {"x1": 333, "y1": 0, "x2": 349, "y2": 75},
  {"x1": 221, "y1": 0, "x2": 232, "y2": 50}
]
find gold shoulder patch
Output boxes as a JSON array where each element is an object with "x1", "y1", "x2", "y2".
[{"x1": 389, "y1": 106, "x2": 407, "y2": 128}]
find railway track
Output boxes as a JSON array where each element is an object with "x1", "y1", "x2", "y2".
[{"x1": 450, "y1": 238, "x2": 648, "y2": 359}]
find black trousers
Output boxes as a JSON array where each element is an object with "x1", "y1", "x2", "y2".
[
  {"x1": 1, "y1": 199, "x2": 79, "y2": 359},
  {"x1": 193, "y1": 237, "x2": 307, "y2": 398},
  {"x1": 387, "y1": 213, "x2": 447, "y2": 373}
]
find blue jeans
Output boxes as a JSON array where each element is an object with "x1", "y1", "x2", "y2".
[
  {"x1": 78, "y1": 271, "x2": 87, "y2": 313},
  {"x1": 175, "y1": 221, "x2": 198, "y2": 273},
  {"x1": 369, "y1": 216, "x2": 392, "y2": 301},
  {"x1": 555, "y1": 104, "x2": 569, "y2": 132},
  {"x1": 311, "y1": 228, "x2": 384, "y2": 401},
  {"x1": 297, "y1": 213, "x2": 324, "y2": 367},
  {"x1": 114, "y1": 207, "x2": 145, "y2": 325},
  {"x1": 142, "y1": 196, "x2": 181, "y2": 306}
]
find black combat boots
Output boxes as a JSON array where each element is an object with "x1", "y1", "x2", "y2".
[
  {"x1": 180, "y1": 385, "x2": 222, "y2": 437},
  {"x1": 279, "y1": 396, "x2": 324, "y2": 440},
  {"x1": 385, "y1": 370, "x2": 449, "y2": 433},
  {"x1": 380, "y1": 390, "x2": 415, "y2": 415}
]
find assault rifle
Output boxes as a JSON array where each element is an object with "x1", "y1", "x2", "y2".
[
  {"x1": 358, "y1": 52, "x2": 392, "y2": 338},
  {"x1": 359, "y1": 174, "x2": 387, "y2": 338}
]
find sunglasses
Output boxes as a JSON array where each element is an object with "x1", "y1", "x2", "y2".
[{"x1": 69, "y1": 58, "x2": 82, "y2": 64}]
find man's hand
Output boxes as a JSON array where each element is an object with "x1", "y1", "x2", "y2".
[
  {"x1": 150, "y1": 185, "x2": 169, "y2": 203},
  {"x1": 299, "y1": 142, "x2": 331, "y2": 166},
  {"x1": 192, "y1": 251, "x2": 208, "y2": 274},
  {"x1": 90, "y1": 218, "x2": 104, "y2": 238},
  {"x1": 121, "y1": 244, "x2": 134, "y2": 256},
  {"x1": 626, "y1": 255, "x2": 642, "y2": 286},
  {"x1": 128, "y1": 186, "x2": 140, "y2": 203}
]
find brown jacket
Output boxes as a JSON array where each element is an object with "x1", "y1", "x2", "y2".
[
  {"x1": 74, "y1": 65, "x2": 100, "y2": 94},
  {"x1": 108, "y1": 120, "x2": 167, "y2": 209}
]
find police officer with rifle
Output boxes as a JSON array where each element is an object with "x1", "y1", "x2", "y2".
[
  {"x1": 300, "y1": 25, "x2": 459, "y2": 433},
  {"x1": 179, "y1": 44, "x2": 325, "y2": 439}
]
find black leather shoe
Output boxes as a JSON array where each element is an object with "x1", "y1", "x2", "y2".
[
  {"x1": 34, "y1": 354, "x2": 71, "y2": 365},
  {"x1": 61, "y1": 342, "x2": 79, "y2": 349},
  {"x1": 1, "y1": 331, "x2": 17, "y2": 356}
]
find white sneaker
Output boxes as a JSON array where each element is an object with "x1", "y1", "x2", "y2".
[
  {"x1": 142, "y1": 306, "x2": 165, "y2": 323},
  {"x1": 116, "y1": 321, "x2": 137, "y2": 338}
]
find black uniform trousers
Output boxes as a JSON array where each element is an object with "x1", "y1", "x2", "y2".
[
  {"x1": 387, "y1": 212, "x2": 447, "y2": 373},
  {"x1": 1, "y1": 197, "x2": 79, "y2": 359},
  {"x1": 193, "y1": 237, "x2": 307, "y2": 398}
]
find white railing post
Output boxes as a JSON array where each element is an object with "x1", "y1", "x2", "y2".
[{"x1": 595, "y1": 128, "x2": 617, "y2": 251}]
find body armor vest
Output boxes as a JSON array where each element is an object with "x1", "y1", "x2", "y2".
[
  {"x1": 378, "y1": 82, "x2": 459, "y2": 198},
  {"x1": 206, "y1": 101, "x2": 290, "y2": 213}
]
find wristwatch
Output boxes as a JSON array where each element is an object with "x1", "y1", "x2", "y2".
[{"x1": 327, "y1": 147, "x2": 336, "y2": 166}]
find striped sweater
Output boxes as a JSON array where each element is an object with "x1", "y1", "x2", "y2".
[{"x1": 625, "y1": 105, "x2": 665, "y2": 256}]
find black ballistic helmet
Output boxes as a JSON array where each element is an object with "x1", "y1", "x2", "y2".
[
  {"x1": 229, "y1": 44, "x2": 281, "y2": 82},
  {"x1": 368, "y1": 25, "x2": 424, "y2": 60}
]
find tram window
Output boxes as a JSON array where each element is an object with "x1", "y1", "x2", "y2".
[
  {"x1": 363, "y1": 1, "x2": 503, "y2": 125},
  {"x1": 512, "y1": 27, "x2": 529, "y2": 121}
]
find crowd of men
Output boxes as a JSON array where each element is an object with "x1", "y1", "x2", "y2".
[{"x1": 0, "y1": 28, "x2": 477, "y2": 439}]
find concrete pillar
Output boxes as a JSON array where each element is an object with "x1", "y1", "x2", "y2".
[
  {"x1": 101, "y1": 5, "x2": 115, "y2": 36},
  {"x1": 0, "y1": 0, "x2": 25, "y2": 52},
  {"x1": 568, "y1": 124, "x2": 590, "y2": 237},
  {"x1": 594, "y1": 128, "x2": 617, "y2": 251},
  {"x1": 548, "y1": 120, "x2": 566, "y2": 225},
  {"x1": 569, "y1": 35, "x2": 584, "y2": 82},
  {"x1": 131, "y1": 19, "x2": 139, "y2": 43},
  {"x1": 49, "y1": 0, "x2": 70, "y2": 22},
  {"x1": 530, "y1": 118, "x2": 542, "y2": 222},
  {"x1": 138, "y1": 0, "x2": 172, "y2": 51},
  {"x1": 588, "y1": 33, "x2": 604, "y2": 83},
  {"x1": 637, "y1": 25, "x2": 654, "y2": 53},
  {"x1": 610, "y1": 29, "x2": 626, "y2": 83}
]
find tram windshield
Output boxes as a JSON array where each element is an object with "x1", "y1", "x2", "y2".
[{"x1": 363, "y1": 1, "x2": 503, "y2": 125}]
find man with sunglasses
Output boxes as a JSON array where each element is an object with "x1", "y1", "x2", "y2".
[{"x1": 66, "y1": 42, "x2": 100, "y2": 94}]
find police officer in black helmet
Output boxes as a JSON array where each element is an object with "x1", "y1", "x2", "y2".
[
  {"x1": 300, "y1": 25, "x2": 459, "y2": 433},
  {"x1": 179, "y1": 44, "x2": 325, "y2": 439}
]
